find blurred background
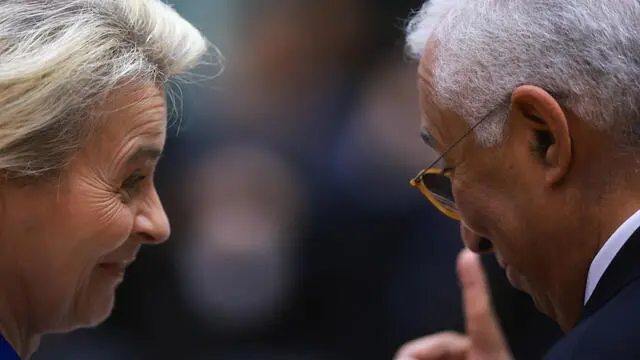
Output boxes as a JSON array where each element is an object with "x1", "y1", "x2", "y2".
[{"x1": 34, "y1": 1, "x2": 562, "y2": 359}]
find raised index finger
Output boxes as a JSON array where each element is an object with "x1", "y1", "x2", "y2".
[{"x1": 457, "y1": 249, "x2": 506, "y2": 351}]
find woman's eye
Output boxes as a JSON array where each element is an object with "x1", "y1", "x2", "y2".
[{"x1": 120, "y1": 173, "x2": 147, "y2": 202}]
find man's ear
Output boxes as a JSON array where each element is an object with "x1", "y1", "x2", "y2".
[
  {"x1": 531, "y1": 129, "x2": 555, "y2": 162},
  {"x1": 509, "y1": 85, "x2": 572, "y2": 185}
]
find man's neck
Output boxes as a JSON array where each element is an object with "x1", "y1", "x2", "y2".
[
  {"x1": 584, "y1": 208, "x2": 640, "y2": 302},
  {"x1": 553, "y1": 193, "x2": 640, "y2": 331}
]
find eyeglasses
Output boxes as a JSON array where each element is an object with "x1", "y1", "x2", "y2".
[{"x1": 410, "y1": 114, "x2": 492, "y2": 220}]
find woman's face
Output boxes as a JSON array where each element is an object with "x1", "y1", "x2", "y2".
[{"x1": 0, "y1": 84, "x2": 171, "y2": 333}]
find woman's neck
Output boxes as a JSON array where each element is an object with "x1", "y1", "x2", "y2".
[
  {"x1": 0, "y1": 326, "x2": 36, "y2": 359},
  {"x1": 0, "y1": 320, "x2": 38, "y2": 359},
  {"x1": 0, "y1": 284, "x2": 40, "y2": 359}
]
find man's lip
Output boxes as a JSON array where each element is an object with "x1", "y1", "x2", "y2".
[
  {"x1": 496, "y1": 256, "x2": 507, "y2": 269},
  {"x1": 505, "y1": 266, "x2": 523, "y2": 290}
]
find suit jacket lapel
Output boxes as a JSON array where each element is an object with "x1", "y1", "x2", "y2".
[{"x1": 578, "y1": 228, "x2": 640, "y2": 323}]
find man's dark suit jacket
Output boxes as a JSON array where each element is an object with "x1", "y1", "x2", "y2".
[{"x1": 544, "y1": 228, "x2": 640, "y2": 359}]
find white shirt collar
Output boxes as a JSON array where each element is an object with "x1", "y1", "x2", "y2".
[{"x1": 584, "y1": 209, "x2": 640, "y2": 304}]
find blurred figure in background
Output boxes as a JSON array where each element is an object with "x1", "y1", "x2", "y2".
[{"x1": 178, "y1": 145, "x2": 306, "y2": 334}]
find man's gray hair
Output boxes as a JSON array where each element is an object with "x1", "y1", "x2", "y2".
[
  {"x1": 0, "y1": 0, "x2": 211, "y2": 178},
  {"x1": 406, "y1": 0, "x2": 640, "y2": 146}
]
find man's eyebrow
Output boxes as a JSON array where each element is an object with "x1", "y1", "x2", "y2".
[
  {"x1": 127, "y1": 146, "x2": 163, "y2": 164},
  {"x1": 420, "y1": 127, "x2": 438, "y2": 149}
]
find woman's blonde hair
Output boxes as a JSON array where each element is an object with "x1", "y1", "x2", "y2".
[{"x1": 0, "y1": 0, "x2": 210, "y2": 178}]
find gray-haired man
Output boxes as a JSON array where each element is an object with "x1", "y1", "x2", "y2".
[{"x1": 397, "y1": 0, "x2": 640, "y2": 359}]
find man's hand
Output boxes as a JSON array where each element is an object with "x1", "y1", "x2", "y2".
[{"x1": 394, "y1": 249, "x2": 512, "y2": 360}]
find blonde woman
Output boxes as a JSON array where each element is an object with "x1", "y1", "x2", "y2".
[{"x1": 0, "y1": 1, "x2": 210, "y2": 358}]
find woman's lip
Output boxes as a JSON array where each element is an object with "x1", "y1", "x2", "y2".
[{"x1": 98, "y1": 261, "x2": 131, "y2": 277}]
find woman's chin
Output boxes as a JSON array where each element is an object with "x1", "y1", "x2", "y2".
[{"x1": 62, "y1": 283, "x2": 117, "y2": 332}]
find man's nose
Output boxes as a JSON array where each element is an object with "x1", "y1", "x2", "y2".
[{"x1": 460, "y1": 221, "x2": 493, "y2": 254}]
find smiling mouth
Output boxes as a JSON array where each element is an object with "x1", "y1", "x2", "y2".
[{"x1": 98, "y1": 261, "x2": 132, "y2": 278}]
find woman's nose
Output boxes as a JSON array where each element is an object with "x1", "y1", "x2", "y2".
[{"x1": 134, "y1": 191, "x2": 171, "y2": 244}]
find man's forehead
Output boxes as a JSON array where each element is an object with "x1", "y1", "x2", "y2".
[
  {"x1": 418, "y1": 60, "x2": 435, "y2": 91},
  {"x1": 416, "y1": 43, "x2": 451, "y2": 153},
  {"x1": 417, "y1": 79, "x2": 445, "y2": 152},
  {"x1": 417, "y1": 50, "x2": 438, "y2": 121},
  {"x1": 418, "y1": 40, "x2": 437, "y2": 79}
]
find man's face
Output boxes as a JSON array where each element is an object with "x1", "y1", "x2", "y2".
[{"x1": 416, "y1": 53, "x2": 589, "y2": 322}]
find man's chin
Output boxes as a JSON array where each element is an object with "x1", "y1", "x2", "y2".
[
  {"x1": 507, "y1": 267, "x2": 539, "y2": 301},
  {"x1": 506, "y1": 266, "x2": 526, "y2": 291},
  {"x1": 530, "y1": 294, "x2": 560, "y2": 324},
  {"x1": 506, "y1": 268, "x2": 563, "y2": 328},
  {"x1": 522, "y1": 286, "x2": 561, "y2": 326}
]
